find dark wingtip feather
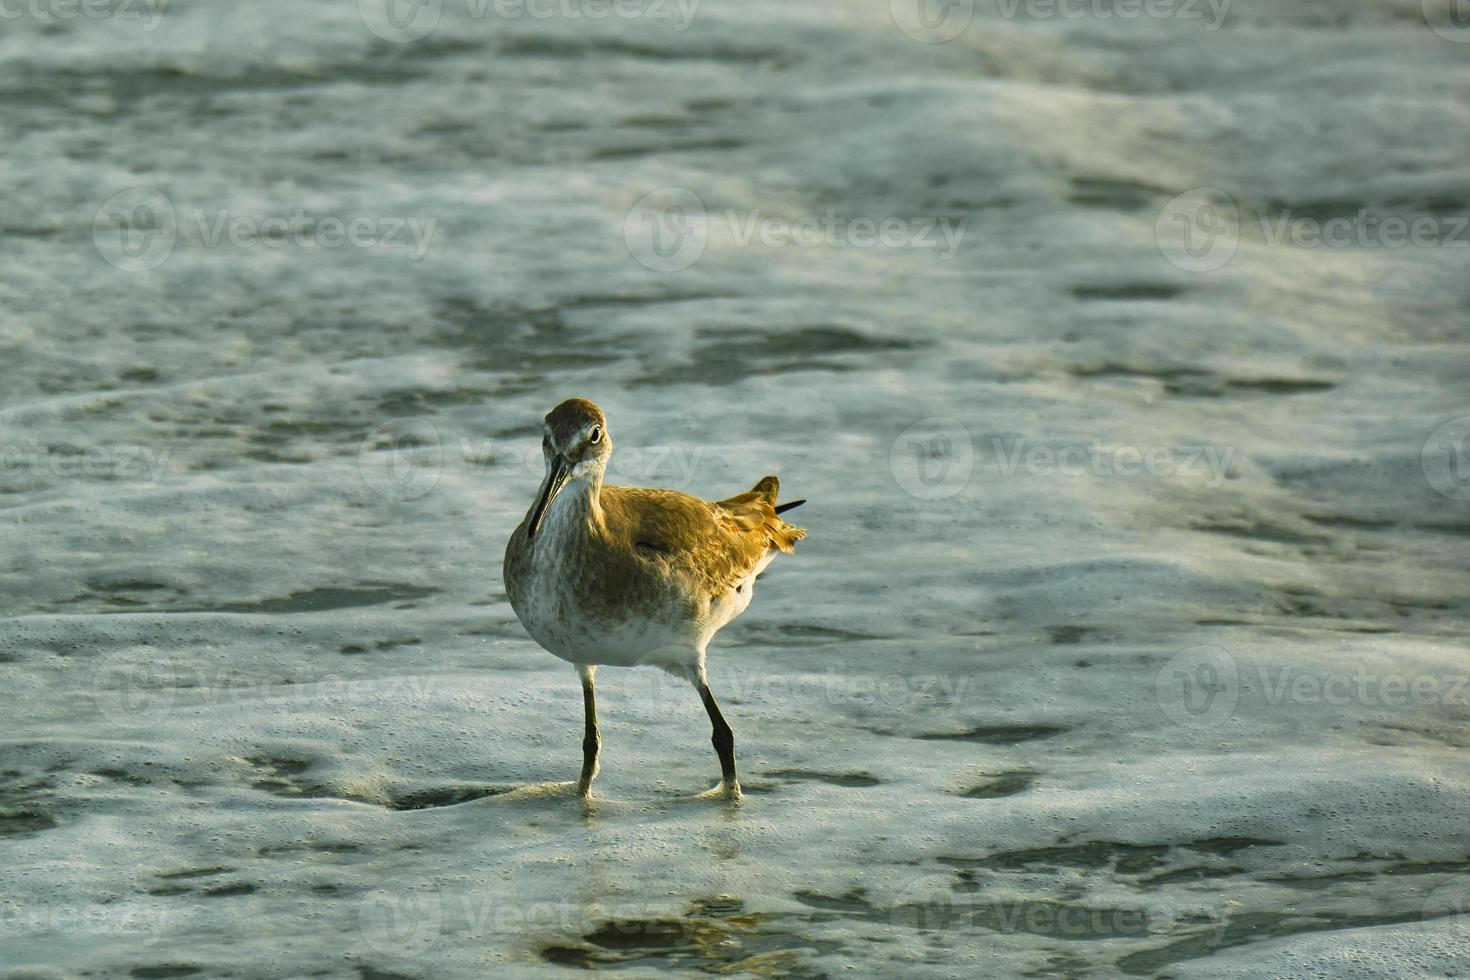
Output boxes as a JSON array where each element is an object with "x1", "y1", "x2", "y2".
[{"x1": 774, "y1": 499, "x2": 806, "y2": 515}]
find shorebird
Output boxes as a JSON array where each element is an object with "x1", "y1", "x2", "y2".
[{"x1": 503, "y1": 398, "x2": 805, "y2": 800}]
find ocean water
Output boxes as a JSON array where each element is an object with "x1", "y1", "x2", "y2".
[{"x1": 2, "y1": 0, "x2": 1469, "y2": 976}]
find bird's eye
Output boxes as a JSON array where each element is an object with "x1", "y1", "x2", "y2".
[{"x1": 588, "y1": 425, "x2": 603, "y2": 444}]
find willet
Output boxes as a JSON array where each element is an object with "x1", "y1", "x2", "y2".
[{"x1": 503, "y1": 398, "x2": 806, "y2": 800}]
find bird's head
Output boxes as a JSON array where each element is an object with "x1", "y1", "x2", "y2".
[{"x1": 527, "y1": 398, "x2": 611, "y2": 539}]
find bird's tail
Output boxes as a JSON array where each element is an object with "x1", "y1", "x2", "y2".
[
  {"x1": 751, "y1": 475, "x2": 805, "y2": 513},
  {"x1": 745, "y1": 475, "x2": 806, "y2": 553}
]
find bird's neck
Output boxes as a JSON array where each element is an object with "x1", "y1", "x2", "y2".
[{"x1": 542, "y1": 471, "x2": 606, "y2": 542}]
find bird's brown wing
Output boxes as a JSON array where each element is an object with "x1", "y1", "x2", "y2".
[
  {"x1": 713, "y1": 475, "x2": 805, "y2": 557},
  {"x1": 601, "y1": 480, "x2": 804, "y2": 599}
]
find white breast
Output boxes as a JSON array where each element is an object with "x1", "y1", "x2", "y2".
[{"x1": 514, "y1": 490, "x2": 704, "y2": 669}]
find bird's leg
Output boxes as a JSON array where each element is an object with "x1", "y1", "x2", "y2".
[
  {"x1": 697, "y1": 679, "x2": 740, "y2": 799},
  {"x1": 577, "y1": 665, "x2": 600, "y2": 798}
]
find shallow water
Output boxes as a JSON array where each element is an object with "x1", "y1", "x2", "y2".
[{"x1": 2, "y1": 0, "x2": 1469, "y2": 977}]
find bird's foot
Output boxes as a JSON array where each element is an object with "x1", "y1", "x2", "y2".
[{"x1": 694, "y1": 778, "x2": 742, "y2": 802}]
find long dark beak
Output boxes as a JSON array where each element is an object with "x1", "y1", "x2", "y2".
[{"x1": 526, "y1": 455, "x2": 571, "y2": 540}]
